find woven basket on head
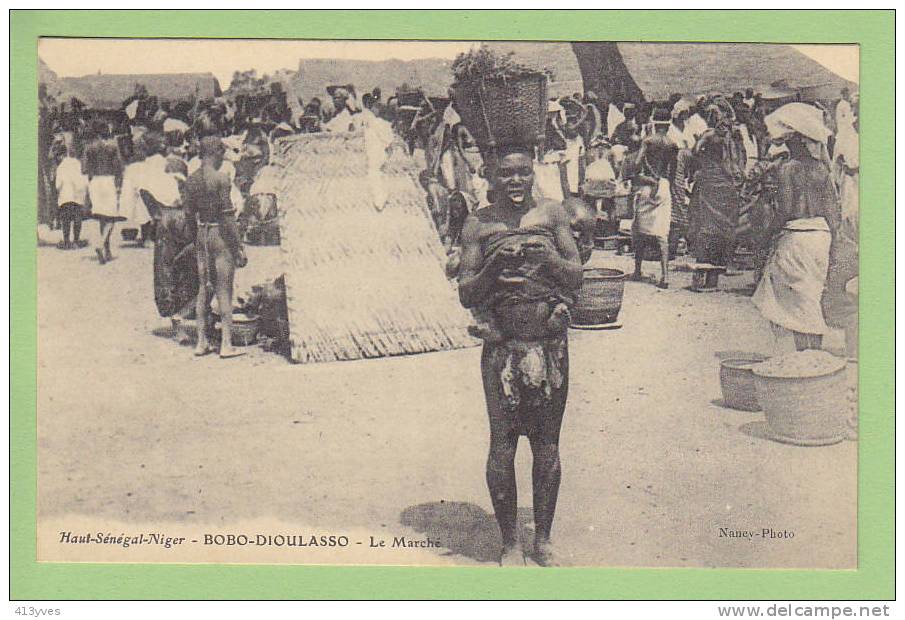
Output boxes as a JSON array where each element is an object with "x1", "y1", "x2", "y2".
[
  {"x1": 272, "y1": 130, "x2": 476, "y2": 364},
  {"x1": 453, "y1": 73, "x2": 548, "y2": 150}
]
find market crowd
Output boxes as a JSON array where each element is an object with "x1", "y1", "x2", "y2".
[
  {"x1": 37, "y1": 71, "x2": 859, "y2": 359},
  {"x1": 36, "y1": 53, "x2": 860, "y2": 568},
  {"x1": 427, "y1": 85, "x2": 859, "y2": 352}
]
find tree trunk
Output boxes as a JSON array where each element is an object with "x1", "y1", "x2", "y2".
[{"x1": 570, "y1": 42, "x2": 643, "y2": 106}]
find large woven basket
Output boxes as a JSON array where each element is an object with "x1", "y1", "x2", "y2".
[
  {"x1": 753, "y1": 363, "x2": 849, "y2": 446},
  {"x1": 572, "y1": 268, "x2": 626, "y2": 326},
  {"x1": 452, "y1": 73, "x2": 547, "y2": 150},
  {"x1": 719, "y1": 356, "x2": 768, "y2": 412}
]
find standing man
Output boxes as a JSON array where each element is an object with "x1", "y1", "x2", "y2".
[
  {"x1": 83, "y1": 120, "x2": 124, "y2": 264},
  {"x1": 457, "y1": 145, "x2": 583, "y2": 567},
  {"x1": 183, "y1": 136, "x2": 248, "y2": 359}
]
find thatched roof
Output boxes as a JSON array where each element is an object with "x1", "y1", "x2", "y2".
[
  {"x1": 292, "y1": 57, "x2": 452, "y2": 101},
  {"x1": 50, "y1": 72, "x2": 221, "y2": 109},
  {"x1": 272, "y1": 130, "x2": 476, "y2": 364},
  {"x1": 483, "y1": 42, "x2": 856, "y2": 102},
  {"x1": 619, "y1": 43, "x2": 856, "y2": 100}
]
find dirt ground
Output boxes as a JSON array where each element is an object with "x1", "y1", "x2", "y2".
[{"x1": 36, "y1": 224, "x2": 857, "y2": 568}]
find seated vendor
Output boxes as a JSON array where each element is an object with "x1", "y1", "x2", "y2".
[{"x1": 457, "y1": 144, "x2": 583, "y2": 567}]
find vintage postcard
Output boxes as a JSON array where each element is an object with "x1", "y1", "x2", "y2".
[{"x1": 32, "y1": 35, "x2": 864, "y2": 571}]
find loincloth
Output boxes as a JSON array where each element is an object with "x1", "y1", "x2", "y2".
[{"x1": 482, "y1": 335, "x2": 569, "y2": 436}]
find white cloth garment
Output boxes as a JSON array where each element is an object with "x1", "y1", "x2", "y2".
[
  {"x1": 582, "y1": 156, "x2": 617, "y2": 198},
  {"x1": 685, "y1": 113, "x2": 708, "y2": 143},
  {"x1": 766, "y1": 103, "x2": 832, "y2": 143},
  {"x1": 632, "y1": 177, "x2": 672, "y2": 239},
  {"x1": 752, "y1": 218, "x2": 831, "y2": 335},
  {"x1": 667, "y1": 123, "x2": 695, "y2": 150},
  {"x1": 87, "y1": 175, "x2": 119, "y2": 218},
  {"x1": 607, "y1": 104, "x2": 625, "y2": 139},
  {"x1": 534, "y1": 158, "x2": 565, "y2": 202},
  {"x1": 55, "y1": 157, "x2": 88, "y2": 206},
  {"x1": 563, "y1": 136, "x2": 584, "y2": 194},
  {"x1": 118, "y1": 160, "x2": 152, "y2": 226},
  {"x1": 140, "y1": 154, "x2": 182, "y2": 207},
  {"x1": 738, "y1": 124, "x2": 759, "y2": 173}
]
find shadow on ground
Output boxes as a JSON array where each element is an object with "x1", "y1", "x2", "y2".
[
  {"x1": 400, "y1": 501, "x2": 534, "y2": 564},
  {"x1": 739, "y1": 420, "x2": 776, "y2": 443}
]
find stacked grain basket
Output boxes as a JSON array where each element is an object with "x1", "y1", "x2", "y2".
[{"x1": 271, "y1": 126, "x2": 477, "y2": 363}]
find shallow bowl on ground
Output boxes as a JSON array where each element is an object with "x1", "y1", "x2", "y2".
[{"x1": 719, "y1": 356, "x2": 769, "y2": 412}]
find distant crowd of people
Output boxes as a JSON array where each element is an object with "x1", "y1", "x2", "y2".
[
  {"x1": 37, "y1": 80, "x2": 409, "y2": 359},
  {"x1": 423, "y1": 85, "x2": 858, "y2": 293}
]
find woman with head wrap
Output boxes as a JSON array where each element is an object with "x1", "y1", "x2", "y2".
[
  {"x1": 688, "y1": 103, "x2": 744, "y2": 267},
  {"x1": 752, "y1": 103, "x2": 838, "y2": 352}
]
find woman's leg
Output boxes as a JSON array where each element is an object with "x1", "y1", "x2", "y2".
[
  {"x1": 59, "y1": 205, "x2": 72, "y2": 247},
  {"x1": 481, "y1": 344, "x2": 521, "y2": 560},
  {"x1": 102, "y1": 218, "x2": 115, "y2": 260},
  {"x1": 95, "y1": 217, "x2": 108, "y2": 264},
  {"x1": 630, "y1": 233, "x2": 643, "y2": 280},
  {"x1": 658, "y1": 236, "x2": 669, "y2": 287},
  {"x1": 528, "y1": 339, "x2": 569, "y2": 566},
  {"x1": 71, "y1": 205, "x2": 83, "y2": 245}
]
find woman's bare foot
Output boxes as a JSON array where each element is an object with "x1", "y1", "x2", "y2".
[
  {"x1": 194, "y1": 343, "x2": 215, "y2": 356},
  {"x1": 219, "y1": 348, "x2": 247, "y2": 359},
  {"x1": 499, "y1": 545, "x2": 526, "y2": 567},
  {"x1": 533, "y1": 540, "x2": 563, "y2": 567}
]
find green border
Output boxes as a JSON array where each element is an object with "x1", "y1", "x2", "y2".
[{"x1": 11, "y1": 10, "x2": 894, "y2": 600}]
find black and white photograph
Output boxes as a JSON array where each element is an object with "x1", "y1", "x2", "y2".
[{"x1": 36, "y1": 38, "x2": 859, "y2": 568}]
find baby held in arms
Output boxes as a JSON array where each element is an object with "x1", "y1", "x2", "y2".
[{"x1": 466, "y1": 226, "x2": 573, "y2": 343}]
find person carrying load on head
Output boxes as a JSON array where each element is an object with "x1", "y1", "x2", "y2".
[
  {"x1": 458, "y1": 142, "x2": 583, "y2": 568},
  {"x1": 753, "y1": 103, "x2": 839, "y2": 352},
  {"x1": 183, "y1": 136, "x2": 248, "y2": 359}
]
